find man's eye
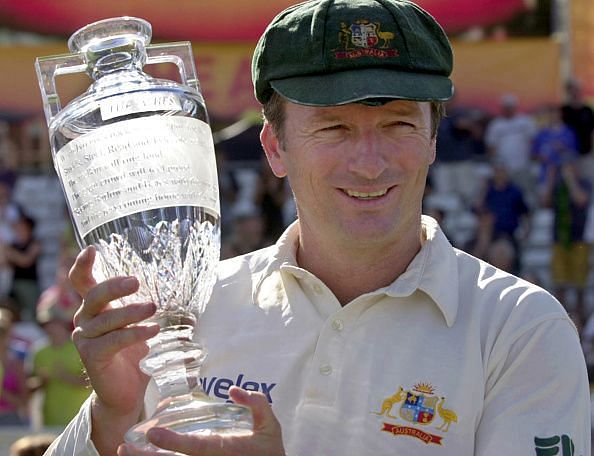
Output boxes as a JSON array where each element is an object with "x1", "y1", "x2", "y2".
[
  {"x1": 389, "y1": 121, "x2": 414, "y2": 128},
  {"x1": 321, "y1": 124, "x2": 346, "y2": 131}
]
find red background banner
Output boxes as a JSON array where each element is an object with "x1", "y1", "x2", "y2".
[
  {"x1": 0, "y1": 0, "x2": 530, "y2": 40},
  {"x1": 0, "y1": 0, "x2": 592, "y2": 121},
  {"x1": 0, "y1": 38, "x2": 562, "y2": 122}
]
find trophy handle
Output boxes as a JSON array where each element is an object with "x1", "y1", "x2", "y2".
[
  {"x1": 35, "y1": 53, "x2": 87, "y2": 126},
  {"x1": 146, "y1": 42, "x2": 201, "y2": 94},
  {"x1": 35, "y1": 41, "x2": 201, "y2": 126}
]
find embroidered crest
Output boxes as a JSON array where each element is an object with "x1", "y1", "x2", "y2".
[
  {"x1": 335, "y1": 19, "x2": 399, "y2": 59},
  {"x1": 351, "y1": 20, "x2": 379, "y2": 48},
  {"x1": 371, "y1": 382, "x2": 458, "y2": 446},
  {"x1": 400, "y1": 388, "x2": 438, "y2": 425}
]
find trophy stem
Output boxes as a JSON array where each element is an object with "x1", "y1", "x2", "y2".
[{"x1": 124, "y1": 319, "x2": 253, "y2": 449}]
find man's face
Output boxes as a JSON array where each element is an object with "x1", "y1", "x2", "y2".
[{"x1": 261, "y1": 99, "x2": 436, "y2": 249}]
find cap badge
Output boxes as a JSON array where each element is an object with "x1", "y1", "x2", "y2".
[{"x1": 335, "y1": 20, "x2": 399, "y2": 59}]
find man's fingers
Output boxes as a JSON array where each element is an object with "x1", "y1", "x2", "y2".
[
  {"x1": 74, "y1": 302, "x2": 157, "y2": 339},
  {"x1": 74, "y1": 276, "x2": 140, "y2": 324},
  {"x1": 69, "y1": 246, "x2": 97, "y2": 297},
  {"x1": 75, "y1": 324, "x2": 159, "y2": 362},
  {"x1": 229, "y1": 387, "x2": 280, "y2": 435},
  {"x1": 142, "y1": 388, "x2": 283, "y2": 456}
]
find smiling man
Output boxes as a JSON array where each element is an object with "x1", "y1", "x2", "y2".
[
  {"x1": 47, "y1": 1, "x2": 590, "y2": 455},
  {"x1": 260, "y1": 100, "x2": 437, "y2": 305}
]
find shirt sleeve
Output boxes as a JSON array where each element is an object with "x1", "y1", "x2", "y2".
[
  {"x1": 476, "y1": 316, "x2": 591, "y2": 456},
  {"x1": 43, "y1": 380, "x2": 160, "y2": 455},
  {"x1": 43, "y1": 393, "x2": 100, "y2": 456}
]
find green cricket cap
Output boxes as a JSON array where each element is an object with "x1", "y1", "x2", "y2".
[{"x1": 252, "y1": 0, "x2": 454, "y2": 106}]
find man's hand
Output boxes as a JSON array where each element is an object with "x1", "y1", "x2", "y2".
[
  {"x1": 70, "y1": 246, "x2": 160, "y2": 454},
  {"x1": 117, "y1": 387, "x2": 285, "y2": 456}
]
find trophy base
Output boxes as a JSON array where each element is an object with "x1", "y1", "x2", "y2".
[{"x1": 124, "y1": 395, "x2": 253, "y2": 450}]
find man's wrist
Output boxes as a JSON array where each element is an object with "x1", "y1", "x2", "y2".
[{"x1": 90, "y1": 394, "x2": 144, "y2": 455}]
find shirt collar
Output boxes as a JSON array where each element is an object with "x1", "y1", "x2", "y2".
[
  {"x1": 382, "y1": 216, "x2": 459, "y2": 327},
  {"x1": 256, "y1": 216, "x2": 459, "y2": 327}
]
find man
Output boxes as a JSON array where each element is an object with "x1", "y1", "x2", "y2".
[
  {"x1": 484, "y1": 93, "x2": 537, "y2": 190},
  {"x1": 47, "y1": 1, "x2": 590, "y2": 455},
  {"x1": 432, "y1": 92, "x2": 485, "y2": 205},
  {"x1": 562, "y1": 78, "x2": 594, "y2": 157},
  {"x1": 540, "y1": 155, "x2": 592, "y2": 329},
  {"x1": 561, "y1": 78, "x2": 594, "y2": 186}
]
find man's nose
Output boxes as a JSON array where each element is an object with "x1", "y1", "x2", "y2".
[{"x1": 347, "y1": 133, "x2": 388, "y2": 180}]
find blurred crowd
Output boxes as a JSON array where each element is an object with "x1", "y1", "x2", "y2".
[
  {"x1": 0, "y1": 78, "x2": 592, "y2": 449},
  {"x1": 427, "y1": 80, "x2": 593, "y2": 319}
]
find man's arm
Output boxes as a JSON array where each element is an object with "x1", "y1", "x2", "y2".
[
  {"x1": 46, "y1": 246, "x2": 160, "y2": 455},
  {"x1": 561, "y1": 164, "x2": 590, "y2": 207},
  {"x1": 47, "y1": 246, "x2": 286, "y2": 456},
  {"x1": 476, "y1": 316, "x2": 590, "y2": 455}
]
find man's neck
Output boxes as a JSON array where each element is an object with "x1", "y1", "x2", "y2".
[{"x1": 295, "y1": 223, "x2": 424, "y2": 306}]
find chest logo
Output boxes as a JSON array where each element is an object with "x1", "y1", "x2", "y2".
[{"x1": 372, "y1": 382, "x2": 458, "y2": 445}]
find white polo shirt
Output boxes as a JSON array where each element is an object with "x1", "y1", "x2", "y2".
[{"x1": 47, "y1": 216, "x2": 590, "y2": 455}]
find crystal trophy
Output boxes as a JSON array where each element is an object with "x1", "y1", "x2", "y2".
[{"x1": 35, "y1": 17, "x2": 253, "y2": 449}]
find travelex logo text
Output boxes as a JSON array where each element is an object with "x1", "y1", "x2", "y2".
[{"x1": 200, "y1": 374, "x2": 276, "y2": 404}]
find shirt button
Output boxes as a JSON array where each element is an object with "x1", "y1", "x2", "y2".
[
  {"x1": 319, "y1": 364, "x2": 333, "y2": 376},
  {"x1": 331, "y1": 319, "x2": 344, "y2": 332},
  {"x1": 313, "y1": 283, "x2": 324, "y2": 294}
]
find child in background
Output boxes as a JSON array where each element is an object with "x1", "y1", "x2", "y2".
[
  {"x1": 27, "y1": 289, "x2": 89, "y2": 427},
  {"x1": 5, "y1": 214, "x2": 41, "y2": 321}
]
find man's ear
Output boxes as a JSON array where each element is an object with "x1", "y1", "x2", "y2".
[
  {"x1": 260, "y1": 122, "x2": 288, "y2": 178},
  {"x1": 429, "y1": 137, "x2": 437, "y2": 165}
]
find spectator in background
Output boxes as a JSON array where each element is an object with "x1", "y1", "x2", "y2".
[
  {"x1": 432, "y1": 94, "x2": 485, "y2": 205},
  {"x1": 254, "y1": 161, "x2": 291, "y2": 241},
  {"x1": 28, "y1": 290, "x2": 89, "y2": 428},
  {"x1": 581, "y1": 313, "x2": 594, "y2": 383},
  {"x1": 221, "y1": 202, "x2": 270, "y2": 259},
  {"x1": 562, "y1": 78, "x2": 594, "y2": 188},
  {"x1": 0, "y1": 120, "x2": 18, "y2": 191},
  {"x1": 5, "y1": 214, "x2": 41, "y2": 321},
  {"x1": 0, "y1": 181, "x2": 20, "y2": 298},
  {"x1": 0, "y1": 182, "x2": 19, "y2": 242},
  {"x1": 533, "y1": 105, "x2": 579, "y2": 186},
  {"x1": 473, "y1": 161, "x2": 530, "y2": 274},
  {"x1": 0, "y1": 307, "x2": 28, "y2": 426},
  {"x1": 9, "y1": 433, "x2": 56, "y2": 456},
  {"x1": 485, "y1": 94, "x2": 537, "y2": 197},
  {"x1": 562, "y1": 79, "x2": 594, "y2": 157},
  {"x1": 540, "y1": 155, "x2": 592, "y2": 329},
  {"x1": 18, "y1": 119, "x2": 47, "y2": 175},
  {"x1": 0, "y1": 310, "x2": 5, "y2": 395},
  {"x1": 215, "y1": 147, "x2": 239, "y2": 241},
  {"x1": 486, "y1": 236, "x2": 517, "y2": 274}
]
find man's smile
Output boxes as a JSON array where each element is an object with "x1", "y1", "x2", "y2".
[{"x1": 342, "y1": 188, "x2": 391, "y2": 200}]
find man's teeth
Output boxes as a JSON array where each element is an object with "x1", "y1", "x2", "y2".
[{"x1": 345, "y1": 189, "x2": 388, "y2": 199}]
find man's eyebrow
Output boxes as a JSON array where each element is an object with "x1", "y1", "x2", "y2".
[
  {"x1": 308, "y1": 113, "x2": 344, "y2": 122},
  {"x1": 383, "y1": 104, "x2": 424, "y2": 117},
  {"x1": 305, "y1": 102, "x2": 424, "y2": 123}
]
